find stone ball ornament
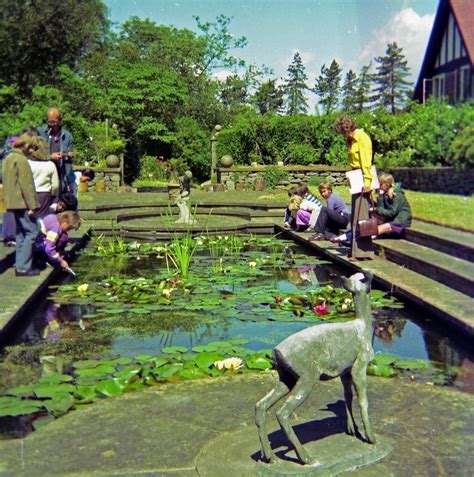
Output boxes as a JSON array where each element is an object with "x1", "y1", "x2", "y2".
[
  {"x1": 105, "y1": 154, "x2": 120, "y2": 167},
  {"x1": 220, "y1": 155, "x2": 233, "y2": 167}
]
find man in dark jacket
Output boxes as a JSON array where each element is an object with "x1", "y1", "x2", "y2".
[{"x1": 37, "y1": 108, "x2": 74, "y2": 195}]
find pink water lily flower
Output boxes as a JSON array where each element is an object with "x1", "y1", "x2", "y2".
[{"x1": 313, "y1": 304, "x2": 329, "y2": 315}]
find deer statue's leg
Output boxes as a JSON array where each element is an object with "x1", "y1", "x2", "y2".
[
  {"x1": 341, "y1": 371, "x2": 356, "y2": 436},
  {"x1": 255, "y1": 380, "x2": 290, "y2": 462},
  {"x1": 352, "y1": 360, "x2": 376, "y2": 444},
  {"x1": 275, "y1": 377, "x2": 318, "y2": 465}
]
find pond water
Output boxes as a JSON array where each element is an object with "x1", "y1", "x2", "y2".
[{"x1": 0, "y1": 236, "x2": 472, "y2": 438}]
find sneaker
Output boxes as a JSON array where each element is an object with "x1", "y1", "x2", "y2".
[
  {"x1": 15, "y1": 269, "x2": 41, "y2": 276},
  {"x1": 4, "y1": 240, "x2": 16, "y2": 247}
]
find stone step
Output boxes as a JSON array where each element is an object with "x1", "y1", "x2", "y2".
[
  {"x1": 375, "y1": 239, "x2": 474, "y2": 297},
  {"x1": 406, "y1": 220, "x2": 474, "y2": 262}
]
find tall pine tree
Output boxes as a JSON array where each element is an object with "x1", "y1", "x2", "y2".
[
  {"x1": 314, "y1": 59, "x2": 342, "y2": 114},
  {"x1": 341, "y1": 69, "x2": 358, "y2": 112},
  {"x1": 283, "y1": 52, "x2": 309, "y2": 115},
  {"x1": 254, "y1": 79, "x2": 284, "y2": 114},
  {"x1": 372, "y1": 42, "x2": 412, "y2": 113},
  {"x1": 353, "y1": 64, "x2": 373, "y2": 113}
]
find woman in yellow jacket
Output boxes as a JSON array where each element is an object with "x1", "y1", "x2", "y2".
[{"x1": 334, "y1": 117, "x2": 374, "y2": 260}]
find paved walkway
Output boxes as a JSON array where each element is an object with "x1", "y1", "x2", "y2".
[{"x1": 0, "y1": 373, "x2": 472, "y2": 476}]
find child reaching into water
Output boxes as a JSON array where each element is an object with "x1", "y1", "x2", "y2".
[{"x1": 34, "y1": 211, "x2": 81, "y2": 269}]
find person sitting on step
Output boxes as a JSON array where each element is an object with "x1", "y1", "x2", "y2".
[
  {"x1": 294, "y1": 184, "x2": 322, "y2": 232},
  {"x1": 309, "y1": 182, "x2": 350, "y2": 241}
]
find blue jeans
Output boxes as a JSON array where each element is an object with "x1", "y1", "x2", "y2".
[{"x1": 12, "y1": 209, "x2": 39, "y2": 271}]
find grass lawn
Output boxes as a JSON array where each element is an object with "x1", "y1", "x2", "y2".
[{"x1": 79, "y1": 187, "x2": 473, "y2": 232}]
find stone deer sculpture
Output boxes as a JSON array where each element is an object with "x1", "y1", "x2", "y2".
[{"x1": 255, "y1": 270, "x2": 376, "y2": 466}]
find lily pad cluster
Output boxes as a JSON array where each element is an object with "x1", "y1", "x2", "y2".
[
  {"x1": 0, "y1": 340, "x2": 272, "y2": 422},
  {"x1": 368, "y1": 352, "x2": 453, "y2": 385}
]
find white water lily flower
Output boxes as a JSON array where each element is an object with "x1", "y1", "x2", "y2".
[
  {"x1": 77, "y1": 283, "x2": 89, "y2": 293},
  {"x1": 214, "y1": 357, "x2": 243, "y2": 371},
  {"x1": 162, "y1": 288, "x2": 172, "y2": 299},
  {"x1": 248, "y1": 261, "x2": 257, "y2": 268}
]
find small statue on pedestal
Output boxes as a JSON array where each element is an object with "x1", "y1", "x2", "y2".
[{"x1": 173, "y1": 170, "x2": 195, "y2": 224}]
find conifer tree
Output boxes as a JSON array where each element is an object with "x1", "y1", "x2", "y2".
[
  {"x1": 372, "y1": 42, "x2": 412, "y2": 113},
  {"x1": 254, "y1": 79, "x2": 284, "y2": 114},
  {"x1": 341, "y1": 69, "x2": 358, "y2": 112},
  {"x1": 283, "y1": 52, "x2": 309, "y2": 115},
  {"x1": 353, "y1": 64, "x2": 373, "y2": 113},
  {"x1": 314, "y1": 59, "x2": 342, "y2": 114}
]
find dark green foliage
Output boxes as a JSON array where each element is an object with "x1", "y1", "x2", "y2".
[
  {"x1": 264, "y1": 166, "x2": 289, "y2": 189},
  {"x1": 353, "y1": 64, "x2": 373, "y2": 113},
  {"x1": 283, "y1": 52, "x2": 309, "y2": 115},
  {"x1": 254, "y1": 79, "x2": 284, "y2": 115},
  {"x1": 341, "y1": 70, "x2": 358, "y2": 113},
  {"x1": 448, "y1": 126, "x2": 474, "y2": 170},
  {"x1": 0, "y1": 0, "x2": 108, "y2": 94},
  {"x1": 314, "y1": 60, "x2": 342, "y2": 114}
]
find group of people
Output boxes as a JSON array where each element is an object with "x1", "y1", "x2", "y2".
[
  {"x1": 0, "y1": 108, "x2": 88, "y2": 276},
  {"x1": 284, "y1": 116, "x2": 412, "y2": 261}
]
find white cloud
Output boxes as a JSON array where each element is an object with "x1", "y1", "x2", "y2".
[
  {"x1": 212, "y1": 70, "x2": 233, "y2": 82},
  {"x1": 356, "y1": 8, "x2": 435, "y2": 80}
]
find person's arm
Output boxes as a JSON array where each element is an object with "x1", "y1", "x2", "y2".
[
  {"x1": 358, "y1": 131, "x2": 373, "y2": 190},
  {"x1": 17, "y1": 156, "x2": 38, "y2": 211},
  {"x1": 44, "y1": 230, "x2": 68, "y2": 268},
  {"x1": 50, "y1": 163, "x2": 60, "y2": 197},
  {"x1": 376, "y1": 194, "x2": 403, "y2": 221}
]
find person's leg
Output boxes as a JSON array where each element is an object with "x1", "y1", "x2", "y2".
[
  {"x1": 323, "y1": 209, "x2": 350, "y2": 239},
  {"x1": 35, "y1": 192, "x2": 52, "y2": 218},
  {"x1": 312, "y1": 207, "x2": 329, "y2": 234},
  {"x1": 295, "y1": 209, "x2": 311, "y2": 231},
  {"x1": 2, "y1": 211, "x2": 16, "y2": 244},
  {"x1": 15, "y1": 210, "x2": 39, "y2": 272},
  {"x1": 350, "y1": 193, "x2": 374, "y2": 259}
]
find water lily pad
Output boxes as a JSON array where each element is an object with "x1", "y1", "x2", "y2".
[
  {"x1": 38, "y1": 375, "x2": 74, "y2": 385},
  {"x1": 95, "y1": 379, "x2": 125, "y2": 397},
  {"x1": 162, "y1": 346, "x2": 188, "y2": 354},
  {"x1": 34, "y1": 383, "x2": 75, "y2": 398},
  {"x1": 74, "y1": 365, "x2": 116, "y2": 377},
  {"x1": 195, "y1": 352, "x2": 225, "y2": 370},
  {"x1": 393, "y1": 358, "x2": 432, "y2": 370},
  {"x1": 43, "y1": 395, "x2": 75, "y2": 417},
  {"x1": 246, "y1": 355, "x2": 273, "y2": 370}
]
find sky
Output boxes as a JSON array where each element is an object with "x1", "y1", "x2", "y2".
[{"x1": 104, "y1": 0, "x2": 439, "y2": 108}]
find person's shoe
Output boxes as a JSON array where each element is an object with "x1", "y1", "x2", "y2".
[
  {"x1": 308, "y1": 233, "x2": 325, "y2": 241},
  {"x1": 15, "y1": 269, "x2": 41, "y2": 276},
  {"x1": 4, "y1": 240, "x2": 16, "y2": 247}
]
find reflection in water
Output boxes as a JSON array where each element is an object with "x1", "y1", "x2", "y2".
[{"x1": 1, "y1": 249, "x2": 472, "y2": 396}]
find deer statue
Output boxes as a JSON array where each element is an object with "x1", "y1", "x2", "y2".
[{"x1": 255, "y1": 269, "x2": 376, "y2": 466}]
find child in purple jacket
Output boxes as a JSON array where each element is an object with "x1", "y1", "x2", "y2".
[{"x1": 34, "y1": 211, "x2": 80, "y2": 269}]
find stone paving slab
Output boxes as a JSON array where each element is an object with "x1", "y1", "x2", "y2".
[{"x1": 0, "y1": 373, "x2": 472, "y2": 476}]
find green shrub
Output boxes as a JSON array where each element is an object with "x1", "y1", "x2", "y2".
[
  {"x1": 447, "y1": 126, "x2": 474, "y2": 170},
  {"x1": 138, "y1": 155, "x2": 167, "y2": 181},
  {"x1": 264, "y1": 166, "x2": 288, "y2": 189}
]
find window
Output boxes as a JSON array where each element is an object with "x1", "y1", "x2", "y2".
[
  {"x1": 460, "y1": 67, "x2": 471, "y2": 100},
  {"x1": 433, "y1": 75, "x2": 445, "y2": 98}
]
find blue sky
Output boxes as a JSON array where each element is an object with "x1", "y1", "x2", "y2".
[{"x1": 104, "y1": 0, "x2": 438, "y2": 108}]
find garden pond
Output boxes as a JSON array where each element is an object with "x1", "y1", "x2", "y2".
[{"x1": 0, "y1": 234, "x2": 472, "y2": 438}]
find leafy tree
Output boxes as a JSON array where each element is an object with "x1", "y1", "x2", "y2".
[
  {"x1": 372, "y1": 42, "x2": 412, "y2": 113},
  {"x1": 0, "y1": 0, "x2": 108, "y2": 95},
  {"x1": 353, "y1": 64, "x2": 373, "y2": 113},
  {"x1": 341, "y1": 70, "x2": 358, "y2": 112},
  {"x1": 193, "y1": 14, "x2": 248, "y2": 76},
  {"x1": 314, "y1": 60, "x2": 342, "y2": 114},
  {"x1": 254, "y1": 79, "x2": 284, "y2": 114},
  {"x1": 283, "y1": 52, "x2": 309, "y2": 115}
]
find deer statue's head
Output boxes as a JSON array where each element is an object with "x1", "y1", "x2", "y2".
[{"x1": 342, "y1": 269, "x2": 373, "y2": 295}]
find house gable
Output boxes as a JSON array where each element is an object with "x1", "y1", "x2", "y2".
[{"x1": 414, "y1": 0, "x2": 473, "y2": 102}]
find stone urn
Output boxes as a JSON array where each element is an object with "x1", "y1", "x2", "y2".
[
  {"x1": 254, "y1": 177, "x2": 265, "y2": 191},
  {"x1": 220, "y1": 155, "x2": 233, "y2": 167},
  {"x1": 95, "y1": 180, "x2": 106, "y2": 192},
  {"x1": 105, "y1": 154, "x2": 120, "y2": 168}
]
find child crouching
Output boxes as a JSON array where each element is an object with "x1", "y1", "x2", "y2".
[{"x1": 34, "y1": 211, "x2": 81, "y2": 269}]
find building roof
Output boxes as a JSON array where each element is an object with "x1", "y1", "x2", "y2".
[{"x1": 414, "y1": 0, "x2": 474, "y2": 100}]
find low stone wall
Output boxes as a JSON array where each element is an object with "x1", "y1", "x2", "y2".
[
  {"x1": 389, "y1": 167, "x2": 474, "y2": 195},
  {"x1": 74, "y1": 166, "x2": 121, "y2": 192},
  {"x1": 217, "y1": 165, "x2": 473, "y2": 195},
  {"x1": 217, "y1": 165, "x2": 349, "y2": 191}
]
